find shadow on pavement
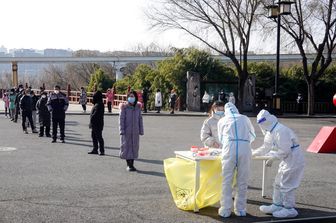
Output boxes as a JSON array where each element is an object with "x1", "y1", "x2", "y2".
[
  {"x1": 196, "y1": 200, "x2": 336, "y2": 223},
  {"x1": 136, "y1": 170, "x2": 165, "y2": 177},
  {"x1": 65, "y1": 121, "x2": 79, "y2": 126},
  {"x1": 248, "y1": 186, "x2": 262, "y2": 191},
  {"x1": 64, "y1": 140, "x2": 119, "y2": 151},
  {"x1": 137, "y1": 158, "x2": 163, "y2": 165}
]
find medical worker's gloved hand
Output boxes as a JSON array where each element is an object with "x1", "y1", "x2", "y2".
[
  {"x1": 265, "y1": 156, "x2": 277, "y2": 167},
  {"x1": 252, "y1": 150, "x2": 258, "y2": 157}
]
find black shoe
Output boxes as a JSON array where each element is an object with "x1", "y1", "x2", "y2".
[
  {"x1": 32, "y1": 130, "x2": 38, "y2": 134},
  {"x1": 38, "y1": 135, "x2": 43, "y2": 137},
  {"x1": 88, "y1": 151, "x2": 98, "y2": 155},
  {"x1": 126, "y1": 166, "x2": 137, "y2": 172},
  {"x1": 46, "y1": 134, "x2": 51, "y2": 137},
  {"x1": 99, "y1": 153, "x2": 105, "y2": 156},
  {"x1": 23, "y1": 130, "x2": 28, "y2": 134},
  {"x1": 61, "y1": 139, "x2": 65, "y2": 143},
  {"x1": 51, "y1": 139, "x2": 56, "y2": 143}
]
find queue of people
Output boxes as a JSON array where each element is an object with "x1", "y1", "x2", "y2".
[
  {"x1": 2, "y1": 85, "x2": 69, "y2": 142},
  {"x1": 200, "y1": 101, "x2": 305, "y2": 219}
]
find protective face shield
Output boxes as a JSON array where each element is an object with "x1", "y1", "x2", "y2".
[
  {"x1": 257, "y1": 109, "x2": 278, "y2": 134},
  {"x1": 128, "y1": 97, "x2": 135, "y2": 104}
]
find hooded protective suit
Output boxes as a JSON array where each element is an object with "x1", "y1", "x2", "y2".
[
  {"x1": 217, "y1": 102, "x2": 255, "y2": 217},
  {"x1": 200, "y1": 113, "x2": 223, "y2": 148},
  {"x1": 253, "y1": 109, "x2": 305, "y2": 218}
]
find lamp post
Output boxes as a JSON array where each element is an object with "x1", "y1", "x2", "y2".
[{"x1": 267, "y1": 1, "x2": 293, "y2": 114}]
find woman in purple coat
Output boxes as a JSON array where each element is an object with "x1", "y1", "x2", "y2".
[{"x1": 119, "y1": 90, "x2": 144, "y2": 171}]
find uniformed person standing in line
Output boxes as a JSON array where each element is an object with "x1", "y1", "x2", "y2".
[{"x1": 47, "y1": 85, "x2": 69, "y2": 143}]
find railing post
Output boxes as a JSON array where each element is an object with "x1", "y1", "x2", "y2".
[
  {"x1": 12, "y1": 62, "x2": 18, "y2": 87},
  {"x1": 67, "y1": 84, "x2": 71, "y2": 100}
]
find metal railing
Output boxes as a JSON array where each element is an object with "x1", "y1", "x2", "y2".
[{"x1": 32, "y1": 89, "x2": 127, "y2": 109}]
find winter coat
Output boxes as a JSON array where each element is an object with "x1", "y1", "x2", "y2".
[
  {"x1": 90, "y1": 103, "x2": 104, "y2": 131},
  {"x1": 200, "y1": 114, "x2": 223, "y2": 148},
  {"x1": 31, "y1": 95, "x2": 39, "y2": 111},
  {"x1": 36, "y1": 97, "x2": 51, "y2": 125},
  {"x1": 169, "y1": 93, "x2": 177, "y2": 107},
  {"x1": 79, "y1": 91, "x2": 87, "y2": 105},
  {"x1": 9, "y1": 93, "x2": 16, "y2": 110},
  {"x1": 202, "y1": 92, "x2": 210, "y2": 104},
  {"x1": 119, "y1": 102, "x2": 144, "y2": 159},
  {"x1": 47, "y1": 92, "x2": 69, "y2": 118},
  {"x1": 155, "y1": 92, "x2": 162, "y2": 107},
  {"x1": 3, "y1": 95, "x2": 9, "y2": 108},
  {"x1": 20, "y1": 95, "x2": 33, "y2": 112},
  {"x1": 15, "y1": 90, "x2": 24, "y2": 106},
  {"x1": 106, "y1": 92, "x2": 114, "y2": 103}
]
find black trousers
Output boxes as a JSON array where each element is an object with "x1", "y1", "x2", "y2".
[
  {"x1": 107, "y1": 102, "x2": 112, "y2": 113},
  {"x1": 91, "y1": 129, "x2": 104, "y2": 153},
  {"x1": 14, "y1": 104, "x2": 20, "y2": 121},
  {"x1": 143, "y1": 101, "x2": 148, "y2": 112},
  {"x1": 52, "y1": 117, "x2": 65, "y2": 140},
  {"x1": 81, "y1": 104, "x2": 86, "y2": 112},
  {"x1": 22, "y1": 110, "x2": 35, "y2": 130}
]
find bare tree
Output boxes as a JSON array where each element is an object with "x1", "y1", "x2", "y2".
[
  {"x1": 0, "y1": 72, "x2": 13, "y2": 89},
  {"x1": 263, "y1": 0, "x2": 336, "y2": 115},
  {"x1": 147, "y1": 0, "x2": 261, "y2": 109}
]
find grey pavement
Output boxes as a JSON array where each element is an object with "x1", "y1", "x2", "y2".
[{"x1": 0, "y1": 113, "x2": 336, "y2": 223}]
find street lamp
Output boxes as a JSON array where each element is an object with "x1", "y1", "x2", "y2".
[{"x1": 267, "y1": 1, "x2": 293, "y2": 114}]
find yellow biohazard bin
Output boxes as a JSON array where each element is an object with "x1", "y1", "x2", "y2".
[{"x1": 164, "y1": 155, "x2": 222, "y2": 211}]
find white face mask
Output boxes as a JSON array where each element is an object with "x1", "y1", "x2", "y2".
[
  {"x1": 54, "y1": 90, "x2": 60, "y2": 94},
  {"x1": 42, "y1": 95, "x2": 47, "y2": 98}
]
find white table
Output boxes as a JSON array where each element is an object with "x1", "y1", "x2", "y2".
[{"x1": 174, "y1": 151, "x2": 273, "y2": 212}]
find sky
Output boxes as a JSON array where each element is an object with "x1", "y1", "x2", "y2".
[{"x1": 0, "y1": 0, "x2": 200, "y2": 52}]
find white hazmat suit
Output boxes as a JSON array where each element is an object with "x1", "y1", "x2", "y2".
[
  {"x1": 200, "y1": 113, "x2": 223, "y2": 148},
  {"x1": 253, "y1": 109, "x2": 305, "y2": 218},
  {"x1": 217, "y1": 102, "x2": 255, "y2": 217}
]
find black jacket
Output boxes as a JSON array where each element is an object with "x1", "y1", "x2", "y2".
[
  {"x1": 31, "y1": 95, "x2": 39, "y2": 111},
  {"x1": 90, "y1": 91, "x2": 104, "y2": 131},
  {"x1": 20, "y1": 95, "x2": 33, "y2": 112},
  {"x1": 47, "y1": 92, "x2": 69, "y2": 118},
  {"x1": 36, "y1": 97, "x2": 50, "y2": 117},
  {"x1": 90, "y1": 102, "x2": 104, "y2": 131}
]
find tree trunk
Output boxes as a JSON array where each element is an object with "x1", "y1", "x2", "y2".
[
  {"x1": 307, "y1": 80, "x2": 315, "y2": 115},
  {"x1": 237, "y1": 76, "x2": 247, "y2": 112}
]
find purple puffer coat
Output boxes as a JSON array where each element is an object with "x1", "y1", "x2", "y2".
[{"x1": 119, "y1": 102, "x2": 144, "y2": 159}]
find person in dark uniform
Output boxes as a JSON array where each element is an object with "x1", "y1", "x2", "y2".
[
  {"x1": 36, "y1": 91, "x2": 51, "y2": 137},
  {"x1": 47, "y1": 85, "x2": 69, "y2": 143},
  {"x1": 14, "y1": 84, "x2": 24, "y2": 123},
  {"x1": 20, "y1": 89, "x2": 38, "y2": 134},
  {"x1": 88, "y1": 91, "x2": 105, "y2": 156},
  {"x1": 142, "y1": 86, "x2": 149, "y2": 113}
]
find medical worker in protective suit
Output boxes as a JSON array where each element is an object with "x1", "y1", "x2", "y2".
[
  {"x1": 200, "y1": 101, "x2": 225, "y2": 148},
  {"x1": 217, "y1": 102, "x2": 256, "y2": 218},
  {"x1": 252, "y1": 109, "x2": 304, "y2": 218}
]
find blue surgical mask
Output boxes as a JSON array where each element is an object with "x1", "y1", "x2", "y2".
[
  {"x1": 215, "y1": 111, "x2": 224, "y2": 116},
  {"x1": 128, "y1": 97, "x2": 135, "y2": 104}
]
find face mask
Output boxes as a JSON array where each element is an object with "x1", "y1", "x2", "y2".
[
  {"x1": 215, "y1": 111, "x2": 224, "y2": 116},
  {"x1": 54, "y1": 90, "x2": 60, "y2": 94},
  {"x1": 42, "y1": 95, "x2": 47, "y2": 98},
  {"x1": 128, "y1": 97, "x2": 135, "y2": 104}
]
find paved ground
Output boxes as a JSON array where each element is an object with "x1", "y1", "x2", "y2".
[{"x1": 0, "y1": 113, "x2": 336, "y2": 223}]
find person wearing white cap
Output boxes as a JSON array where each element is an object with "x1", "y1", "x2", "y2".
[
  {"x1": 253, "y1": 109, "x2": 305, "y2": 218},
  {"x1": 217, "y1": 102, "x2": 256, "y2": 218}
]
